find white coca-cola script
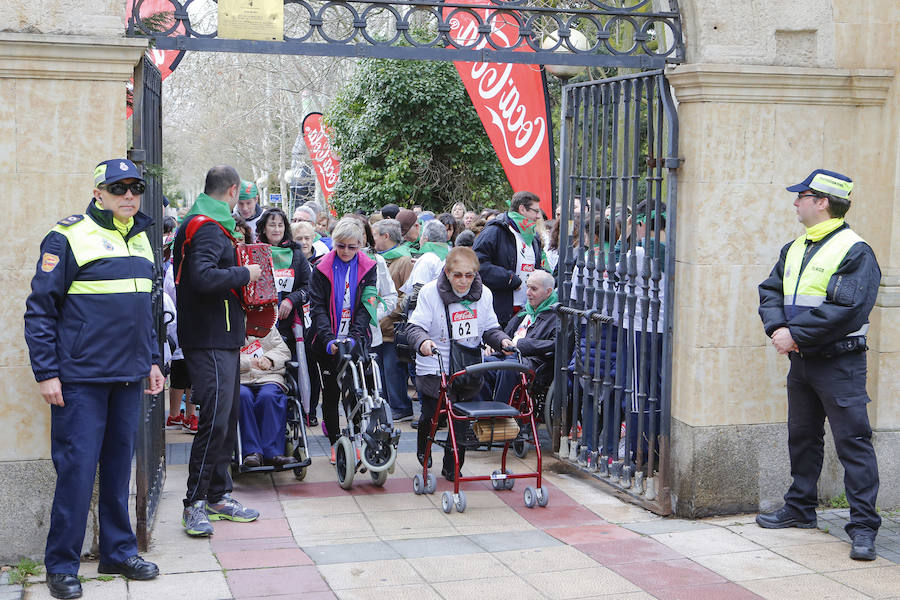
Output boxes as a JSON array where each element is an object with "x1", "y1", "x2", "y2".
[
  {"x1": 449, "y1": 12, "x2": 547, "y2": 167},
  {"x1": 304, "y1": 124, "x2": 339, "y2": 193}
]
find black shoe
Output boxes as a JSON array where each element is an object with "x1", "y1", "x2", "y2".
[
  {"x1": 441, "y1": 466, "x2": 456, "y2": 482},
  {"x1": 850, "y1": 531, "x2": 877, "y2": 561},
  {"x1": 47, "y1": 574, "x2": 82, "y2": 599},
  {"x1": 410, "y1": 419, "x2": 419, "y2": 429},
  {"x1": 242, "y1": 452, "x2": 262, "y2": 468},
  {"x1": 395, "y1": 411, "x2": 414, "y2": 422},
  {"x1": 755, "y1": 506, "x2": 817, "y2": 529},
  {"x1": 308, "y1": 415, "x2": 319, "y2": 427},
  {"x1": 417, "y1": 453, "x2": 432, "y2": 468},
  {"x1": 98, "y1": 555, "x2": 159, "y2": 580}
]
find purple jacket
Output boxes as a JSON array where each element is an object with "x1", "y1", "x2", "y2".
[{"x1": 309, "y1": 249, "x2": 377, "y2": 354}]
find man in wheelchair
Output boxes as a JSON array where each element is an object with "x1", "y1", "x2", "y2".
[
  {"x1": 238, "y1": 326, "x2": 293, "y2": 468},
  {"x1": 476, "y1": 270, "x2": 558, "y2": 405}
]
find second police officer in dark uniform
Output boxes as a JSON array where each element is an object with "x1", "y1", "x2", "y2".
[
  {"x1": 757, "y1": 169, "x2": 881, "y2": 561},
  {"x1": 24, "y1": 159, "x2": 165, "y2": 599}
]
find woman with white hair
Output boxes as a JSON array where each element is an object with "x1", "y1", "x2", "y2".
[
  {"x1": 401, "y1": 219, "x2": 449, "y2": 294},
  {"x1": 309, "y1": 217, "x2": 379, "y2": 462}
]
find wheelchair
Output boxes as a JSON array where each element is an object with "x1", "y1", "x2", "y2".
[
  {"x1": 511, "y1": 359, "x2": 555, "y2": 459},
  {"x1": 333, "y1": 340, "x2": 401, "y2": 490},
  {"x1": 232, "y1": 359, "x2": 312, "y2": 481},
  {"x1": 414, "y1": 350, "x2": 549, "y2": 513}
]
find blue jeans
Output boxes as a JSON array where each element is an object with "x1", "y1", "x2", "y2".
[{"x1": 375, "y1": 342, "x2": 413, "y2": 416}]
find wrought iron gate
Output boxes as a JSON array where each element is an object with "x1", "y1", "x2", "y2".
[
  {"x1": 552, "y1": 69, "x2": 678, "y2": 514},
  {"x1": 131, "y1": 55, "x2": 166, "y2": 550}
]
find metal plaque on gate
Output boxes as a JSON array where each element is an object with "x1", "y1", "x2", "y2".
[{"x1": 218, "y1": 0, "x2": 284, "y2": 41}]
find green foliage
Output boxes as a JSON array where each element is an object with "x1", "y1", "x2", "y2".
[
  {"x1": 324, "y1": 58, "x2": 511, "y2": 214},
  {"x1": 9, "y1": 558, "x2": 42, "y2": 585},
  {"x1": 829, "y1": 491, "x2": 850, "y2": 509}
]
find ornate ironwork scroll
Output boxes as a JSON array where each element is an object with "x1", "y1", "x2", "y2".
[{"x1": 127, "y1": 0, "x2": 684, "y2": 67}]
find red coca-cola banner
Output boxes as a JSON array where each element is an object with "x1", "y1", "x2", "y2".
[
  {"x1": 445, "y1": 2, "x2": 554, "y2": 217},
  {"x1": 126, "y1": 0, "x2": 185, "y2": 117},
  {"x1": 302, "y1": 112, "x2": 341, "y2": 213}
]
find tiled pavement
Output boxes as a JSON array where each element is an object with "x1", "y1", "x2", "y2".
[{"x1": 20, "y1": 422, "x2": 900, "y2": 600}]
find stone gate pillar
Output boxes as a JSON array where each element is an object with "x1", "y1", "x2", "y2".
[{"x1": 665, "y1": 1, "x2": 899, "y2": 516}]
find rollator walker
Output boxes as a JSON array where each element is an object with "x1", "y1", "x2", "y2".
[
  {"x1": 413, "y1": 350, "x2": 549, "y2": 513},
  {"x1": 333, "y1": 340, "x2": 401, "y2": 489}
]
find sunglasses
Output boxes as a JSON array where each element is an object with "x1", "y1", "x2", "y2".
[
  {"x1": 335, "y1": 243, "x2": 360, "y2": 252},
  {"x1": 102, "y1": 181, "x2": 145, "y2": 196},
  {"x1": 450, "y1": 271, "x2": 476, "y2": 280}
]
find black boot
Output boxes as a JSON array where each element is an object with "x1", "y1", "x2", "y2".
[
  {"x1": 755, "y1": 506, "x2": 816, "y2": 529},
  {"x1": 47, "y1": 574, "x2": 82, "y2": 599}
]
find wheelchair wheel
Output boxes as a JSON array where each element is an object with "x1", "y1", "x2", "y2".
[
  {"x1": 370, "y1": 469, "x2": 388, "y2": 487},
  {"x1": 513, "y1": 439, "x2": 528, "y2": 459},
  {"x1": 293, "y1": 447, "x2": 308, "y2": 481},
  {"x1": 335, "y1": 437, "x2": 355, "y2": 490},
  {"x1": 543, "y1": 383, "x2": 557, "y2": 435}
]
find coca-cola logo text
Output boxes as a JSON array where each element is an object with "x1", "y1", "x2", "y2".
[
  {"x1": 303, "y1": 116, "x2": 340, "y2": 196},
  {"x1": 449, "y1": 12, "x2": 546, "y2": 167}
]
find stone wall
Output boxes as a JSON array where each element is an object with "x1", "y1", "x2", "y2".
[
  {"x1": 0, "y1": 30, "x2": 145, "y2": 562},
  {"x1": 667, "y1": 0, "x2": 900, "y2": 516}
]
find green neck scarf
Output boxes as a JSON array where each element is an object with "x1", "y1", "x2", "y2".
[
  {"x1": 187, "y1": 193, "x2": 239, "y2": 239},
  {"x1": 508, "y1": 211, "x2": 537, "y2": 245},
  {"x1": 360, "y1": 285, "x2": 386, "y2": 326},
  {"x1": 418, "y1": 241, "x2": 449, "y2": 260},
  {"x1": 805, "y1": 218, "x2": 844, "y2": 242},
  {"x1": 524, "y1": 290, "x2": 557, "y2": 318},
  {"x1": 270, "y1": 246, "x2": 294, "y2": 270},
  {"x1": 379, "y1": 243, "x2": 412, "y2": 261}
]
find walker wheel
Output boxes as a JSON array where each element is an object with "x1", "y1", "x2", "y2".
[
  {"x1": 371, "y1": 469, "x2": 388, "y2": 487},
  {"x1": 454, "y1": 491, "x2": 467, "y2": 513},
  {"x1": 441, "y1": 491, "x2": 454, "y2": 514},
  {"x1": 424, "y1": 473, "x2": 437, "y2": 494},
  {"x1": 413, "y1": 473, "x2": 424, "y2": 495},
  {"x1": 491, "y1": 470, "x2": 504, "y2": 491},
  {"x1": 536, "y1": 486, "x2": 549, "y2": 507},
  {"x1": 524, "y1": 485, "x2": 537, "y2": 508},
  {"x1": 335, "y1": 437, "x2": 355, "y2": 490},
  {"x1": 513, "y1": 439, "x2": 528, "y2": 459},
  {"x1": 504, "y1": 471, "x2": 515, "y2": 491}
]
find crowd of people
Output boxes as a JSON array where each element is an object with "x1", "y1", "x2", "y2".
[{"x1": 24, "y1": 159, "x2": 670, "y2": 599}]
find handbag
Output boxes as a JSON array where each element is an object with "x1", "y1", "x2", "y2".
[{"x1": 444, "y1": 304, "x2": 483, "y2": 399}]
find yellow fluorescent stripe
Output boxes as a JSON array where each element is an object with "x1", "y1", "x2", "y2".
[{"x1": 68, "y1": 278, "x2": 152, "y2": 294}]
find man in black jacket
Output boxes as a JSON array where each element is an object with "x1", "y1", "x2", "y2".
[
  {"x1": 473, "y1": 191, "x2": 545, "y2": 327},
  {"x1": 477, "y1": 270, "x2": 558, "y2": 404},
  {"x1": 757, "y1": 169, "x2": 881, "y2": 561},
  {"x1": 174, "y1": 165, "x2": 262, "y2": 537}
]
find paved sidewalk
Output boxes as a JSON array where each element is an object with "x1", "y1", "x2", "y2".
[{"x1": 19, "y1": 422, "x2": 900, "y2": 599}]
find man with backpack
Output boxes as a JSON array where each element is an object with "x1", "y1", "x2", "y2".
[{"x1": 174, "y1": 165, "x2": 262, "y2": 537}]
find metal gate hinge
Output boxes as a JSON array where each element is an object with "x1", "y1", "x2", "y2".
[{"x1": 128, "y1": 148, "x2": 146, "y2": 163}]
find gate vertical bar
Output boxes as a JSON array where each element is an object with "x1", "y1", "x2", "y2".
[
  {"x1": 554, "y1": 70, "x2": 678, "y2": 515},
  {"x1": 131, "y1": 54, "x2": 166, "y2": 551}
]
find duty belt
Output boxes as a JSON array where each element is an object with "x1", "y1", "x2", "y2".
[{"x1": 796, "y1": 336, "x2": 868, "y2": 359}]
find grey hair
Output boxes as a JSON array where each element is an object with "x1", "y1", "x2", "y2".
[
  {"x1": 295, "y1": 206, "x2": 316, "y2": 221},
  {"x1": 421, "y1": 219, "x2": 448, "y2": 243},
  {"x1": 528, "y1": 269, "x2": 555, "y2": 290},
  {"x1": 373, "y1": 218, "x2": 403, "y2": 244},
  {"x1": 331, "y1": 217, "x2": 366, "y2": 245},
  {"x1": 303, "y1": 200, "x2": 323, "y2": 216}
]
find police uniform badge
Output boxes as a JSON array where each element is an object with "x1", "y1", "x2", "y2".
[
  {"x1": 102, "y1": 239, "x2": 115, "y2": 252},
  {"x1": 41, "y1": 253, "x2": 59, "y2": 272},
  {"x1": 57, "y1": 215, "x2": 83, "y2": 227}
]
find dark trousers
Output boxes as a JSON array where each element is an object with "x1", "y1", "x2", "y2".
[
  {"x1": 375, "y1": 341, "x2": 413, "y2": 416},
  {"x1": 45, "y1": 381, "x2": 141, "y2": 574},
  {"x1": 239, "y1": 383, "x2": 287, "y2": 459},
  {"x1": 416, "y1": 375, "x2": 468, "y2": 471},
  {"x1": 785, "y1": 351, "x2": 880, "y2": 536},
  {"x1": 184, "y1": 348, "x2": 240, "y2": 506}
]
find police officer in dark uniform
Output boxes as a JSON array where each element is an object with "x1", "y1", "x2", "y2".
[
  {"x1": 758, "y1": 169, "x2": 881, "y2": 561},
  {"x1": 24, "y1": 159, "x2": 165, "y2": 599}
]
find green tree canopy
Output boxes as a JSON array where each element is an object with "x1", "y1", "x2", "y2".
[{"x1": 325, "y1": 58, "x2": 511, "y2": 214}]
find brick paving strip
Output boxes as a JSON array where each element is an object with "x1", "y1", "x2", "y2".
[{"x1": 17, "y1": 427, "x2": 900, "y2": 599}]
